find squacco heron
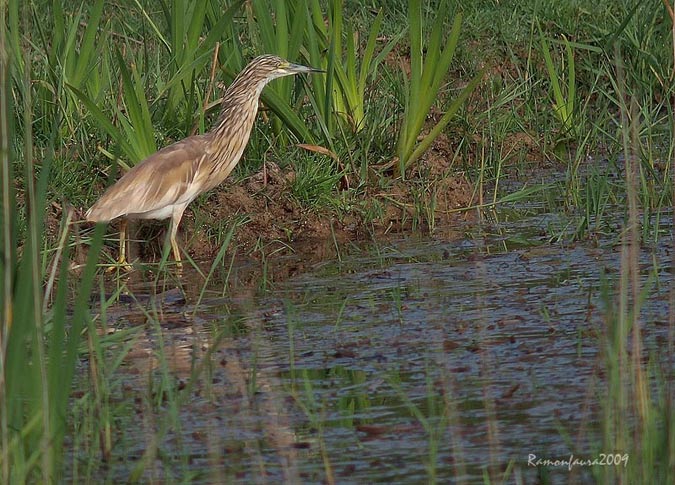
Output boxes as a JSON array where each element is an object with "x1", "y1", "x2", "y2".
[{"x1": 86, "y1": 55, "x2": 321, "y2": 269}]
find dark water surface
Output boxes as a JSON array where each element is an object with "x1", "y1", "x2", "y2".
[{"x1": 81, "y1": 211, "x2": 673, "y2": 483}]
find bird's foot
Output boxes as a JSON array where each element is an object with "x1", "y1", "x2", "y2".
[
  {"x1": 174, "y1": 260, "x2": 184, "y2": 276},
  {"x1": 105, "y1": 258, "x2": 134, "y2": 273}
]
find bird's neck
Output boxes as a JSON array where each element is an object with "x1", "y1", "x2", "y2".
[
  {"x1": 211, "y1": 69, "x2": 268, "y2": 136},
  {"x1": 210, "y1": 96, "x2": 258, "y2": 141},
  {"x1": 200, "y1": 80, "x2": 266, "y2": 191},
  {"x1": 210, "y1": 77, "x2": 267, "y2": 140}
]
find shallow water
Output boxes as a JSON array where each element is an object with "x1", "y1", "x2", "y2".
[{"x1": 80, "y1": 208, "x2": 673, "y2": 483}]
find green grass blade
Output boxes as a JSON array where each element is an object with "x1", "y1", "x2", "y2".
[
  {"x1": 415, "y1": 13, "x2": 461, "y2": 142},
  {"x1": 186, "y1": 0, "x2": 208, "y2": 53},
  {"x1": 324, "y1": 4, "x2": 338, "y2": 135},
  {"x1": 431, "y1": 13, "x2": 462, "y2": 93},
  {"x1": 253, "y1": 0, "x2": 277, "y2": 54},
  {"x1": 408, "y1": 0, "x2": 423, "y2": 102},
  {"x1": 346, "y1": 26, "x2": 356, "y2": 95},
  {"x1": 303, "y1": 0, "x2": 328, "y2": 121},
  {"x1": 358, "y1": 9, "x2": 384, "y2": 96},
  {"x1": 132, "y1": 0, "x2": 170, "y2": 51},
  {"x1": 199, "y1": 0, "x2": 244, "y2": 57},
  {"x1": 498, "y1": 184, "x2": 553, "y2": 204},
  {"x1": 540, "y1": 35, "x2": 563, "y2": 106},
  {"x1": 172, "y1": 0, "x2": 186, "y2": 63},
  {"x1": 276, "y1": 0, "x2": 289, "y2": 58},
  {"x1": 539, "y1": 29, "x2": 569, "y2": 128},
  {"x1": 0, "y1": 6, "x2": 14, "y2": 478},
  {"x1": 61, "y1": 6, "x2": 84, "y2": 79},
  {"x1": 288, "y1": 0, "x2": 307, "y2": 57},
  {"x1": 155, "y1": 49, "x2": 213, "y2": 102},
  {"x1": 565, "y1": 37, "x2": 576, "y2": 129}
]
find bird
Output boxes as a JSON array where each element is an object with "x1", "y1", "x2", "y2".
[{"x1": 86, "y1": 54, "x2": 322, "y2": 269}]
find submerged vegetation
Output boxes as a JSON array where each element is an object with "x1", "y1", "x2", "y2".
[{"x1": 1, "y1": 0, "x2": 674, "y2": 482}]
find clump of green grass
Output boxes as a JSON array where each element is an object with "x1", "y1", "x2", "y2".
[
  {"x1": 395, "y1": 0, "x2": 483, "y2": 178},
  {"x1": 289, "y1": 149, "x2": 343, "y2": 206},
  {"x1": 539, "y1": 30, "x2": 577, "y2": 139},
  {"x1": 308, "y1": 1, "x2": 401, "y2": 135}
]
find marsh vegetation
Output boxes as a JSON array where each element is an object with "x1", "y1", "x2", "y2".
[{"x1": 1, "y1": 0, "x2": 674, "y2": 482}]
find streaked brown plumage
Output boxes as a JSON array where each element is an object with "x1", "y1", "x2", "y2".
[{"x1": 86, "y1": 55, "x2": 321, "y2": 269}]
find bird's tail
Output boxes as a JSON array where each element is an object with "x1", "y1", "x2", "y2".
[{"x1": 85, "y1": 202, "x2": 116, "y2": 223}]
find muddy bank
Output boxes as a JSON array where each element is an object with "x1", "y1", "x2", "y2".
[{"x1": 137, "y1": 158, "x2": 476, "y2": 263}]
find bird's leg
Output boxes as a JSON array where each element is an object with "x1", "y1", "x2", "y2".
[
  {"x1": 119, "y1": 219, "x2": 128, "y2": 265},
  {"x1": 107, "y1": 219, "x2": 133, "y2": 272},
  {"x1": 170, "y1": 206, "x2": 187, "y2": 269},
  {"x1": 170, "y1": 232, "x2": 182, "y2": 269},
  {"x1": 117, "y1": 219, "x2": 135, "y2": 271}
]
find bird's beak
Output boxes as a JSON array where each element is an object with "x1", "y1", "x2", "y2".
[{"x1": 287, "y1": 62, "x2": 325, "y2": 74}]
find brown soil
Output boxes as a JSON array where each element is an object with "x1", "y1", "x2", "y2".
[{"x1": 183, "y1": 155, "x2": 475, "y2": 262}]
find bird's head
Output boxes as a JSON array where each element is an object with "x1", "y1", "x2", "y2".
[
  {"x1": 257, "y1": 54, "x2": 322, "y2": 78},
  {"x1": 233, "y1": 55, "x2": 323, "y2": 93}
]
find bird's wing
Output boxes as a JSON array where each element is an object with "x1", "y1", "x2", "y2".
[{"x1": 86, "y1": 135, "x2": 207, "y2": 222}]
